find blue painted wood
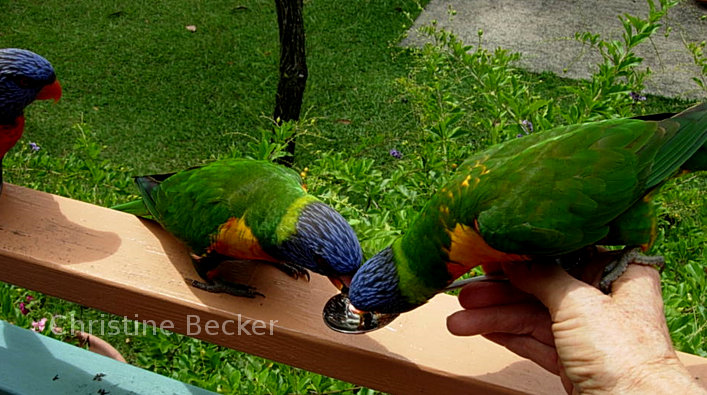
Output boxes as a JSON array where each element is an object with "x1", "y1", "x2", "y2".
[{"x1": 0, "y1": 320, "x2": 216, "y2": 395}]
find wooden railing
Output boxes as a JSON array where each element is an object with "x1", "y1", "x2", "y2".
[{"x1": 1, "y1": 183, "x2": 705, "y2": 394}]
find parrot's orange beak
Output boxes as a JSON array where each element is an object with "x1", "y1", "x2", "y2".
[
  {"x1": 36, "y1": 80, "x2": 62, "y2": 102},
  {"x1": 328, "y1": 275, "x2": 353, "y2": 292}
]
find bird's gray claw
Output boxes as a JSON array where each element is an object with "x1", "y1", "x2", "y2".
[{"x1": 187, "y1": 278, "x2": 264, "y2": 298}]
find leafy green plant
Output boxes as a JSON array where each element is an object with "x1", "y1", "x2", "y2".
[
  {"x1": 568, "y1": 0, "x2": 680, "y2": 122},
  {"x1": 229, "y1": 118, "x2": 300, "y2": 163},
  {"x1": 399, "y1": 24, "x2": 553, "y2": 153},
  {"x1": 684, "y1": 38, "x2": 707, "y2": 94},
  {"x1": 651, "y1": 175, "x2": 706, "y2": 356},
  {"x1": 4, "y1": 121, "x2": 134, "y2": 207}
]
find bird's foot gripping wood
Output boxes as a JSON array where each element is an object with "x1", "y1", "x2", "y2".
[
  {"x1": 599, "y1": 248, "x2": 665, "y2": 293},
  {"x1": 187, "y1": 278, "x2": 264, "y2": 298},
  {"x1": 268, "y1": 261, "x2": 310, "y2": 282},
  {"x1": 188, "y1": 252, "x2": 264, "y2": 298}
]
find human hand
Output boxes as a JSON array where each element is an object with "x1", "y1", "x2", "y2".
[{"x1": 447, "y1": 261, "x2": 705, "y2": 394}]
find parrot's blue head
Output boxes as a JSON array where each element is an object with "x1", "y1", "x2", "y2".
[
  {"x1": 0, "y1": 48, "x2": 62, "y2": 124},
  {"x1": 347, "y1": 246, "x2": 420, "y2": 314},
  {"x1": 279, "y1": 201, "x2": 363, "y2": 289}
]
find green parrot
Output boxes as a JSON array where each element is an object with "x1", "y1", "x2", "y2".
[
  {"x1": 331, "y1": 103, "x2": 707, "y2": 330},
  {"x1": 113, "y1": 158, "x2": 363, "y2": 297}
]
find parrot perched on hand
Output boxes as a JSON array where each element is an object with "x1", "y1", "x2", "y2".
[
  {"x1": 0, "y1": 48, "x2": 62, "y2": 194},
  {"x1": 112, "y1": 158, "x2": 363, "y2": 297},
  {"x1": 334, "y1": 103, "x2": 707, "y2": 327}
]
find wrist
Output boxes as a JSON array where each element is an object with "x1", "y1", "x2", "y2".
[{"x1": 614, "y1": 360, "x2": 705, "y2": 395}]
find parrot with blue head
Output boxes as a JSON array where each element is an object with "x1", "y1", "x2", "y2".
[
  {"x1": 324, "y1": 103, "x2": 707, "y2": 333},
  {"x1": 0, "y1": 48, "x2": 62, "y2": 194},
  {"x1": 113, "y1": 158, "x2": 364, "y2": 297}
]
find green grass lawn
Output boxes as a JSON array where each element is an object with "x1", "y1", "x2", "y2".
[
  {"x1": 2, "y1": 0, "x2": 422, "y2": 171},
  {"x1": 1, "y1": 0, "x2": 705, "y2": 394}
]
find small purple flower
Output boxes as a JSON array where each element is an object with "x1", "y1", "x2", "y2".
[
  {"x1": 518, "y1": 120, "x2": 534, "y2": 138},
  {"x1": 629, "y1": 91, "x2": 646, "y2": 102},
  {"x1": 389, "y1": 149, "x2": 402, "y2": 159},
  {"x1": 26, "y1": 295, "x2": 34, "y2": 302},
  {"x1": 19, "y1": 302, "x2": 29, "y2": 315},
  {"x1": 28, "y1": 142, "x2": 41, "y2": 152}
]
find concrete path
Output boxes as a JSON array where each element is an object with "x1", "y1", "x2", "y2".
[{"x1": 402, "y1": 0, "x2": 707, "y2": 100}]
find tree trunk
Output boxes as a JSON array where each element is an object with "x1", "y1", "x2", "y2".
[{"x1": 273, "y1": 0, "x2": 307, "y2": 166}]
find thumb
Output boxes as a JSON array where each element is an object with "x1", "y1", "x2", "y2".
[{"x1": 501, "y1": 261, "x2": 604, "y2": 315}]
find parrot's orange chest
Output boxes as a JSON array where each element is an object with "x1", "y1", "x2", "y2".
[
  {"x1": 444, "y1": 221, "x2": 529, "y2": 279},
  {"x1": 209, "y1": 217, "x2": 277, "y2": 262}
]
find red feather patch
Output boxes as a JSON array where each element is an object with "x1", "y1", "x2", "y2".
[{"x1": 0, "y1": 116, "x2": 25, "y2": 156}]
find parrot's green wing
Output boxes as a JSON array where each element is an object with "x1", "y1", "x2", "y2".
[
  {"x1": 473, "y1": 105, "x2": 707, "y2": 256},
  {"x1": 118, "y1": 159, "x2": 308, "y2": 255}
]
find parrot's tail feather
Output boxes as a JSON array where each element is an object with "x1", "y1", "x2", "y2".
[
  {"x1": 647, "y1": 102, "x2": 707, "y2": 187},
  {"x1": 111, "y1": 199, "x2": 150, "y2": 217},
  {"x1": 133, "y1": 175, "x2": 167, "y2": 220},
  {"x1": 112, "y1": 172, "x2": 174, "y2": 219},
  {"x1": 681, "y1": 144, "x2": 707, "y2": 171}
]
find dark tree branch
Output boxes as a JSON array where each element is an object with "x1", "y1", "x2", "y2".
[{"x1": 273, "y1": 0, "x2": 308, "y2": 166}]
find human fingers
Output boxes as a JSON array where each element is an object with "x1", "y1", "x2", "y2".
[
  {"x1": 483, "y1": 333, "x2": 561, "y2": 375},
  {"x1": 447, "y1": 302, "x2": 554, "y2": 346},
  {"x1": 501, "y1": 261, "x2": 602, "y2": 315},
  {"x1": 457, "y1": 280, "x2": 534, "y2": 309}
]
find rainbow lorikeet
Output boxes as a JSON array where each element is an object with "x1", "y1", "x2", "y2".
[
  {"x1": 326, "y1": 103, "x2": 707, "y2": 332},
  {"x1": 0, "y1": 48, "x2": 62, "y2": 194},
  {"x1": 113, "y1": 158, "x2": 363, "y2": 297}
]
